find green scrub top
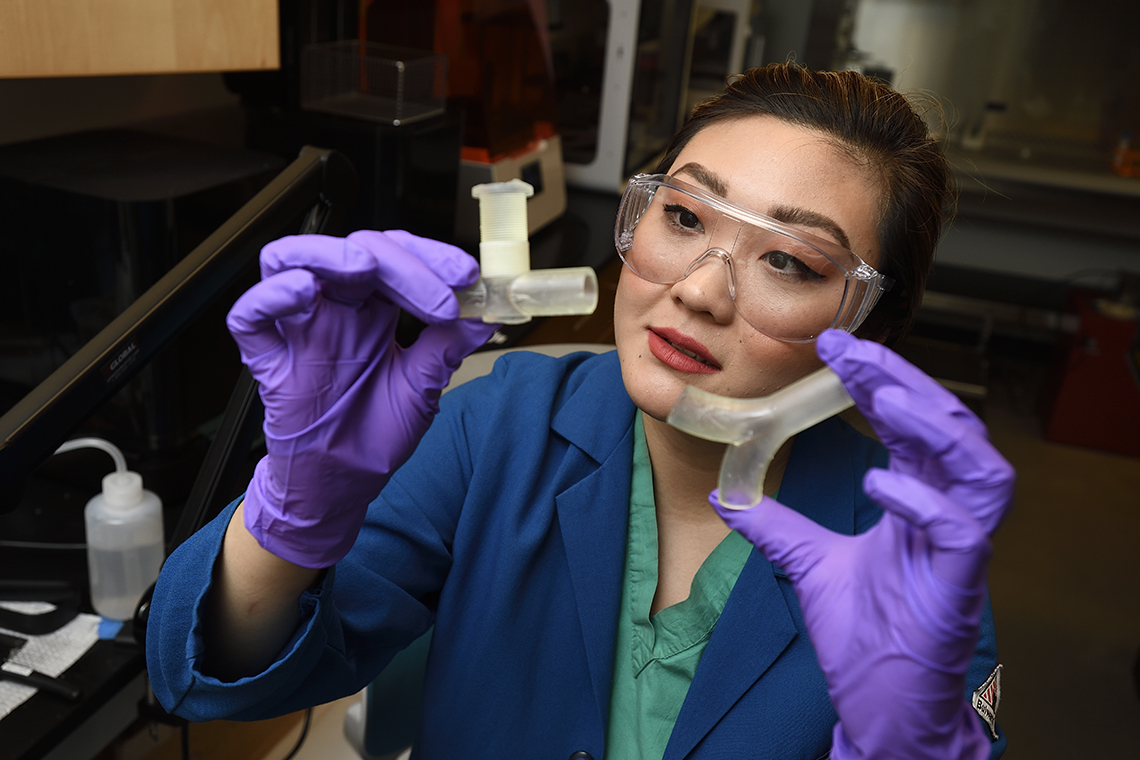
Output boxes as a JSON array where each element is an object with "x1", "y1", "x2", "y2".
[{"x1": 605, "y1": 413, "x2": 754, "y2": 759}]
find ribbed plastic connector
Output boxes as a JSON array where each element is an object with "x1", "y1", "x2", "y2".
[
  {"x1": 458, "y1": 178, "x2": 599, "y2": 324},
  {"x1": 472, "y1": 179, "x2": 534, "y2": 277}
]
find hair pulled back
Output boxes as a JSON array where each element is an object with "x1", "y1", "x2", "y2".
[{"x1": 656, "y1": 63, "x2": 953, "y2": 346}]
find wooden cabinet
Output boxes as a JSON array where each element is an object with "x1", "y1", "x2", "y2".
[{"x1": 0, "y1": 0, "x2": 279, "y2": 78}]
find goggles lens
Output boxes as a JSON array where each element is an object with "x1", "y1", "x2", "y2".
[{"x1": 615, "y1": 174, "x2": 891, "y2": 343}]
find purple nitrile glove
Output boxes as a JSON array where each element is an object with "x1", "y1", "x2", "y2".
[
  {"x1": 226, "y1": 229, "x2": 498, "y2": 568},
  {"x1": 713, "y1": 330, "x2": 1014, "y2": 760}
]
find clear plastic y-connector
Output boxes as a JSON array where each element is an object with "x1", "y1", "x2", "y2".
[
  {"x1": 457, "y1": 179, "x2": 598, "y2": 324},
  {"x1": 667, "y1": 367, "x2": 854, "y2": 509}
]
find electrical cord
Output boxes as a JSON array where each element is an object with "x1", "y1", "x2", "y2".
[
  {"x1": 280, "y1": 707, "x2": 314, "y2": 760},
  {"x1": 176, "y1": 706, "x2": 312, "y2": 760}
]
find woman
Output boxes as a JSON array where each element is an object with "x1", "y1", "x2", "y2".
[{"x1": 147, "y1": 64, "x2": 1011, "y2": 759}]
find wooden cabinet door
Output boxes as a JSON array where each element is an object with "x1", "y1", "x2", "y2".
[{"x1": 0, "y1": 0, "x2": 279, "y2": 78}]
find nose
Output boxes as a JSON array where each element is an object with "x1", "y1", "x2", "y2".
[{"x1": 671, "y1": 248, "x2": 737, "y2": 323}]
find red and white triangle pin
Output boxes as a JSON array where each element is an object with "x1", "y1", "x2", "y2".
[{"x1": 971, "y1": 663, "x2": 1002, "y2": 739}]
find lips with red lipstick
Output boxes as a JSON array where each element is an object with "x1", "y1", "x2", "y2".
[{"x1": 647, "y1": 327, "x2": 722, "y2": 374}]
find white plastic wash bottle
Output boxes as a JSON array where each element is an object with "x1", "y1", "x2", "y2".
[{"x1": 84, "y1": 471, "x2": 164, "y2": 620}]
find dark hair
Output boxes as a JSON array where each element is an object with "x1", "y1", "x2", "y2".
[{"x1": 655, "y1": 63, "x2": 954, "y2": 346}]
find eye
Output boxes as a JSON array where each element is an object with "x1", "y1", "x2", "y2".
[
  {"x1": 662, "y1": 203, "x2": 704, "y2": 233},
  {"x1": 761, "y1": 250, "x2": 825, "y2": 281}
]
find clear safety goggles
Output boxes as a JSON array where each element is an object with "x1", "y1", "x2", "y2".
[{"x1": 614, "y1": 173, "x2": 892, "y2": 343}]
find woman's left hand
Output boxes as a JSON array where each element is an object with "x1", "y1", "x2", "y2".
[{"x1": 714, "y1": 329, "x2": 1014, "y2": 760}]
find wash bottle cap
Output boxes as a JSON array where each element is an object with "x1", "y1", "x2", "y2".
[
  {"x1": 472, "y1": 179, "x2": 534, "y2": 277},
  {"x1": 100, "y1": 471, "x2": 145, "y2": 512}
]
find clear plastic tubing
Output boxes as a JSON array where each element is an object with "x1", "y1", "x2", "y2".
[
  {"x1": 457, "y1": 178, "x2": 598, "y2": 324},
  {"x1": 457, "y1": 267, "x2": 599, "y2": 324},
  {"x1": 667, "y1": 366, "x2": 854, "y2": 509}
]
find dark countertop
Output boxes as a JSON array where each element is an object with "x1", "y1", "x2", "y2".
[{"x1": 949, "y1": 144, "x2": 1140, "y2": 241}]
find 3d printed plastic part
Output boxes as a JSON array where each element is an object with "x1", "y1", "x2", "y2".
[
  {"x1": 667, "y1": 367, "x2": 854, "y2": 508},
  {"x1": 457, "y1": 179, "x2": 598, "y2": 324}
]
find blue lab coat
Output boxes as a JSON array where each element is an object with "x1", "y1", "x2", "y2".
[{"x1": 146, "y1": 349, "x2": 1005, "y2": 759}]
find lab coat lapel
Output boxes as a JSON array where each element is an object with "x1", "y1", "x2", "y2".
[
  {"x1": 551, "y1": 352, "x2": 636, "y2": 729},
  {"x1": 663, "y1": 549, "x2": 798, "y2": 760},
  {"x1": 663, "y1": 418, "x2": 860, "y2": 759}
]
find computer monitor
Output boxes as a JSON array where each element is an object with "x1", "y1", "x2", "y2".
[{"x1": 0, "y1": 146, "x2": 357, "y2": 515}]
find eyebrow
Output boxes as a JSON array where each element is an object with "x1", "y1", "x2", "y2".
[
  {"x1": 673, "y1": 162, "x2": 729, "y2": 197},
  {"x1": 768, "y1": 205, "x2": 853, "y2": 252},
  {"x1": 672, "y1": 161, "x2": 854, "y2": 251}
]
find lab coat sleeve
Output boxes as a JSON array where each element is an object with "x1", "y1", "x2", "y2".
[{"x1": 145, "y1": 365, "x2": 498, "y2": 723}]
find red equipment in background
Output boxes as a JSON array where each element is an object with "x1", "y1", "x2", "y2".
[{"x1": 1041, "y1": 287, "x2": 1140, "y2": 457}]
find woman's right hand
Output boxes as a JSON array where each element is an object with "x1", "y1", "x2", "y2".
[{"x1": 226, "y1": 229, "x2": 497, "y2": 568}]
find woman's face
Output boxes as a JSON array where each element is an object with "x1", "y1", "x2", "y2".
[{"x1": 615, "y1": 115, "x2": 885, "y2": 421}]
